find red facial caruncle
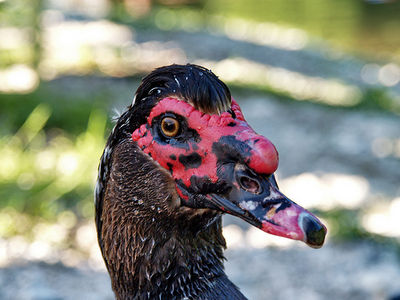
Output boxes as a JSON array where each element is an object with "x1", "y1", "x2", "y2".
[
  {"x1": 131, "y1": 96, "x2": 326, "y2": 248},
  {"x1": 132, "y1": 97, "x2": 278, "y2": 191}
]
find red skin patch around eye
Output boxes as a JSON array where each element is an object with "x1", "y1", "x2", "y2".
[{"x1": 131, "y1": 97, "x2": 278, "y2": 190}]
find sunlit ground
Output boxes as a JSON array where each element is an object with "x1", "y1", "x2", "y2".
[{"x1": 0, "y1": 0, "x2": 400, "y2": 275}]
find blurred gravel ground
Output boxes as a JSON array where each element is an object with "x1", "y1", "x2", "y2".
[
  {"x1": 227, "y1": 242, "x2": 400, "y2": 300},
  {"x1": 1, "y1": 242, "x2": 399, "y2": 300}
]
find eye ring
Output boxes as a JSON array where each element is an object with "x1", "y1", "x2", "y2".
[{"x1": 161, "y1": 116, "x2": 180, "y2": 137}]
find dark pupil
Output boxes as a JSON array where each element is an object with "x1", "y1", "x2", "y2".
[{"x1": 163, "y1": 119, "x2": 176, "y2": 132}]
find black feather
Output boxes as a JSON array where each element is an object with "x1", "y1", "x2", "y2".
[{"x1": 133, "y1": 64, "x2": 231, "y2": 126}]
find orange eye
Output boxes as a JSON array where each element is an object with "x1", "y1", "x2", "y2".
[{"x1": 161, "y1": 117, "x2": 180, "y2": 137}]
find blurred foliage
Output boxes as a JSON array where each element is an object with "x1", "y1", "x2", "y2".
[
  {"x1": 0, "y1": 0, "x2": 43, "y2": 68},
  {"x1": 107, "y1": 0, "x2": 400, "y2": 60},
  {"x1": 0, "y1": 84, "x2": 110, "y2": 135},
  {"x1": 0, "y1": 0, "x2": 35, "y2": 27},
  {"x1": 204, "y1": 0, "x2": 400, "y2": 59},
  {"x1": 0, "y1": 46, "x2": 33, "y2": 69},
  {"x1": 0, "y1": 83, "x2": 114, "y2": 240},
  {"x1": 358, "y1": 87, "x2": 400, "y2": 114},
  {"x1": 320, "y1": 208, "x2": 400, "y2": 254},
  {"x1": 321, "y1": 209, "x2": 370, "y2": 242}
]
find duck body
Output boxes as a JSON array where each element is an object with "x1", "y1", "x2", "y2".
[{"x1": 95, "y1": 64, "x2": 326, "y2": 299}]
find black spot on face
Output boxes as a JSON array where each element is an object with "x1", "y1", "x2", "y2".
[
  {"x1": 179, "y1": 153, "x2": 202, "y2": 170},
  {"x1": 227, "y1": 122, "x2": 236, "y2": 127},
  {"x1": 212, "y1": 135, "x2": 252, "y2": 165},
  {"x1": 189, "y1": 175, "x2": 230, "y2": 195},
  {"x1": 169, "y1": 154, "x2": 177, "y2": 160},
  {"x1": 166, "y1": 162, "x2": 173, "y2": 172}
]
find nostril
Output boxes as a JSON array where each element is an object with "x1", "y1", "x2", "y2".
[{"x1": 239, "y1": 175, "x2": 261, "y2": 194}]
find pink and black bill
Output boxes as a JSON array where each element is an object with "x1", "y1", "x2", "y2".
[{"x1": 97, "y1": 64, "x2": 326, "y2": 249}]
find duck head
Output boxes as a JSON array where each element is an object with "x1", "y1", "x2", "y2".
[{"x1": 96, "y1": 64, "x2": 326, "y2": 250}]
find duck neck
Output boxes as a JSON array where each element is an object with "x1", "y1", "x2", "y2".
[{"x1": 101, "y1": 209, "x2": 228, "y2": 300}]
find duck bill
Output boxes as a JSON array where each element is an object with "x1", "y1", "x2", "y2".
[
  {"x1": 258, "y1": 195, "x2": 326, "y2": 249},
  {"x1": 208, "y1": 173, "x2": 327, "y2": 249}
]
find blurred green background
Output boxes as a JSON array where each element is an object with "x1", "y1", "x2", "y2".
[{"x1": 1, "y1": 0, "x2": 400, "y2": 273}]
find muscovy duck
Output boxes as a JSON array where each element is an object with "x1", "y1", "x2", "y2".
[{"x1": 95, "y1": 64, "x2": 327, "y2": 300}]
